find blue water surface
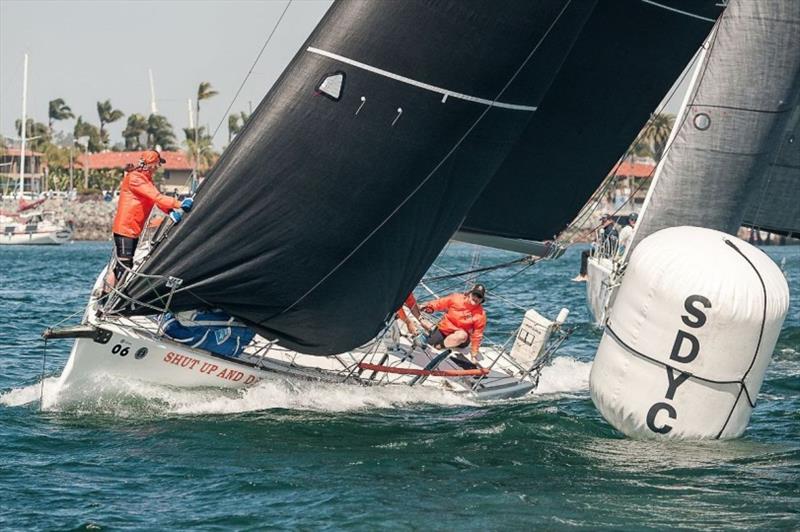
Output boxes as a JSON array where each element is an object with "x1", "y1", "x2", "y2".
[{"x1": 1, "y1": 242, "x2": 797, "y2": 530}]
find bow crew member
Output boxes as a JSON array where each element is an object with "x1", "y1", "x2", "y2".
[{"x1": 107, "y1": 150, "x2": 193, "y2": 290}]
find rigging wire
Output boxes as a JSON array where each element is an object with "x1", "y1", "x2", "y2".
[
  {"x1": 423, "y1": 256, "x2": 532, "y2": 282},
  {"x1": 556, "y1": 29, "x2": 716, "y2": 247},
  {"x1": 425, "y1": 259, "x2": 537, "y2": 312},
  {"x1": 209, "y1": 0, "x2": 293, "y2": 143},
  {"x1": 276, "y1": 0, "x2": 575, "y2": 318}
]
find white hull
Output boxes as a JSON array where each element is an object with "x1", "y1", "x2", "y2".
[
  {"x1": 51, "y1": 268, "x2": 565, "y2": 402},
  {"x1": 0, "y1": 228, "x2": 72, "y2": 245},
  {"x1": 586, "y1": 255, "x2": 614, "y2": 326},
  {"x1": 56, "y1": 314, "x2": 537, "y2": 401},
  {"x1": 0, "y1": 214, "x2": 73, "y2": 245}
]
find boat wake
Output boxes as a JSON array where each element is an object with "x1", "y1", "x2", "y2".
[{"x1": 0, "y1": 356, "x2": 592, "y2": 416}]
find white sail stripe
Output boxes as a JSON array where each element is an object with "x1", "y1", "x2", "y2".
[
  {"x1": 306, "y1": 47, "x2": 538, "y2": 112},
  {"x1": 639, "y1": 0, "x2": 717, "y2": 23}
]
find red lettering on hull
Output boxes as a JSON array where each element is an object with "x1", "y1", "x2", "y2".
[{"x1": 163, "y1": 351, "x2": 260, "y2": 386}]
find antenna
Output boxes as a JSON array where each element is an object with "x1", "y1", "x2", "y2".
[{"x1": 148, "y1": 68, "x2": 158, "y2": 114}]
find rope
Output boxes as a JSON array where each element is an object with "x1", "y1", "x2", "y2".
[
  {"x1": 210, "y1": 0, "x2": 293, "y2": 143},
  {"x1": 715, "y1": 238, "x2": 768, "y2": 439},
  {"x1": 39, "y1": 338, "x2": 48, "y2": 411},
  {"x1": 422, "y1": 256, "x2": 532, "y2": 282},
  {"x1": 274, "y1": 0, "x2": 575, "y2": 319},
  {"x1": 605, "y1": 325, "x2": 755, "y2": 408},
  {"x1": 424, "y1": 259, "x2": 536, "y2": 312}
]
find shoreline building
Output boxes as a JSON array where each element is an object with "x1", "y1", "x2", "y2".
[
  {"x1": 77, "y1": 151, "x2": 193, "y2": 194},
  {"x1": 0, "y1": 147, "x2": 47, "y2": 198}
]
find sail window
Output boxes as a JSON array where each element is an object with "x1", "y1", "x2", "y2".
[
  {"x1": 694, "y1": 112, "x2": 711, "y2": 131},
  {"x1": 316, "y1": 71, "x2": 345, "y2": 101}
]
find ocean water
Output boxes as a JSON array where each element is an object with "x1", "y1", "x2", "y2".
[{"x1": 1, "y1": 242, "x2": 797, "y2": 530}]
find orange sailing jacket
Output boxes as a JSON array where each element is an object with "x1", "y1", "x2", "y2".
[
  {"x1": 112, "y1": 168, "x2": 180, "y2": 238},
  {"x1": 396, "y1": 293, "x2": 418, "y2": 322},
  {"x1": 425, "y1": 293, "x2": 486, "y2": 352}
]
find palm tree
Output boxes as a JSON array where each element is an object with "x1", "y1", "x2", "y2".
[
  {"x1": 227, "y1": 111, "x2": 250, "y2": 143},
  {"x1": 147, "y1": 114, "x2": 178, "y2": 150},
  {"x1": 15, "y1": 118, "x2": 51, "y2": 150},
  {"x1": 641, "y1": 113, "x2": 675, "y2": 161},
  {"x1": 122, "y1": 113, "x2": 148, "y2": 150},
  {"x1": 48, "y1": 98, "x2": 75, "y2": 134},
  {"x1": 96, "y1": 99, "x2": 125, "y2": 148},
  {"x1": 194, "y1": 81, "x2": 218, "y2": 171},
  {"x1": 183, "y1": 126, "x2": 217, "y2": 171},
  {"x1": 227, "y1": 114, "x2": 240, "y2": 143},
  {"x1": 74, "y1": 116, "x2": 103, "y2": 153}
]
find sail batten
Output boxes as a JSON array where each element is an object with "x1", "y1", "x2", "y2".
[{"x1": 306, "y1": 47, "x2": 539, "y2": 111}]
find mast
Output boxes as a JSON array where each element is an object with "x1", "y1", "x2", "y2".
[
  {"x1": 148, "y1": 68, "x2": 158, "y2": 115},
  {"x1": 18, "y1": 53, "x2": 28, "y2": 199}
]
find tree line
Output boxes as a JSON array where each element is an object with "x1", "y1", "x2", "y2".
[{"x1": 2, "y1": 82, "x2": 251, "y2": 192}]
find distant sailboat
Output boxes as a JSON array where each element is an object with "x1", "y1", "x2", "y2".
[
  {"x1": 44, "y1": 0, "x2": 722, "y2": 398},
  {"x1": 586, "y1": 0, "x2": 800, "y2": 325},
  {"x1": 1, "y1": 54, "x2": 73, "y2": 246},
  {"x1": 588, "y1": 0, "x2": 797, "y2": 439}
]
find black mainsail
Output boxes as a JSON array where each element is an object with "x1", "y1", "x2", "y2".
[
  {"x1": 124, "y1": 0, "x2": 723, "y2": 355},
  {"x1": 460, "y1": 0, "x2": 723, "y2": 246}
]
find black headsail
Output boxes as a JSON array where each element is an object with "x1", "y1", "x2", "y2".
[
  {"x1": 123, "y1": 0, "x2": 721, "y2": 355},
  {"x1": 460, "y1": 0, "x2": 724, "y2": 248}
]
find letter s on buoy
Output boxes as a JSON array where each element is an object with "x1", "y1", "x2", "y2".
[{"x1": 682, "y1": 294, "x2": 712, "y2": 328}]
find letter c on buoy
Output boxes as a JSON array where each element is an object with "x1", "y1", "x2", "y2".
[{"x1": 646, "y1": 402, "x2": 676, "y2": 434}]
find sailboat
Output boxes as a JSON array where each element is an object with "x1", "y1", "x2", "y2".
[
  {"x1": 586, "y1": 0, "x2": 800, "y2": 326},
  {"x1": 585, "y1": 0, "x2": 797, "y2": 438},
  {"x1": 42, "y1": 0, "x2": 724, "y2": 400},
  {"x1": 1, "y1": 53, "x2": 73, "y2": 246},
  {"x1": 0, "y1": 207, "x2": 73, "y2": 245}
]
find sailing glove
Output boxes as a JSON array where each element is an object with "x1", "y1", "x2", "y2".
[
  {"x1": 169, "y1": 210, "x2": 183, "y2": 224},
  {"x1": 180, "y1": 198, "x2": 194, "y2": 211}
]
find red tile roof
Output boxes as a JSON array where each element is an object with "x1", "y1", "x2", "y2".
[
  {"x1": 76, "y1": 150, "x2": 192, "y2": 170},
  {"x1": 613, "y1": 161, "x2": 655, "y2": 178},
  {"x1": 1, "y1": 147, "x2": 44, "y2": 157}
]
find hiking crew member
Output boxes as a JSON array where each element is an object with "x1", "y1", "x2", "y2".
[
  {"x1": 422, "y1": 284, "x2": 487, "y2": 363},
  {"x1": 617, "y1": 212, "x2": 637, "y2": 256},
  {"x1": 107, "y1": 150, "x2": 193, "y2": 289}
]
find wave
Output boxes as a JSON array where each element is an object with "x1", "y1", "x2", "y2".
[{"x1": 1, "y1": 356, "x2": 592, "y2": 416}]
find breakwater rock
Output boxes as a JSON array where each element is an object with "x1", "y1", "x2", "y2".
[{"x1": 1, "y1": 198, "x2": 116, "y2": 241}]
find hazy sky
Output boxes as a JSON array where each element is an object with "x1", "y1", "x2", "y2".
[
  {"x1": 1, "y1": 0, "x2": 695, "y2": 153},
  {"x1": 0, "y1": 0, "x2": 333, "y2": 150}
]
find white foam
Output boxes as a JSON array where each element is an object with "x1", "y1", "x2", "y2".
[
  {"x1": 534, "y1": 356, "x2": 592, "y2": 395},
  {"x1": 0, "y1": 376, "x2": 60, "y2": 407},
  {"x1": 1, "y1": 356, "x2": 591, "y2": 415},
  {"x1": 2, "y1": 373, "x2": 476, "y2": 416}
]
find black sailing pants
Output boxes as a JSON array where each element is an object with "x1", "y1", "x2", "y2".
[{"x1": 112, "y1": 233, "x2": 138, "y2": 283}]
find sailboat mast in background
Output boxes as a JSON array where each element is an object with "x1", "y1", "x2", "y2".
[{"x1": 18, "y1": 53, "x2": 28, "y2": 199}]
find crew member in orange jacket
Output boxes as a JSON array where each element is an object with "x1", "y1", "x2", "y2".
[
  {"x1": 422, "y1": 283, "x2": 487, "y2": 362},
  {"x1": 107, "y1": 150, "x2": 193, "y2": 289},
  {"x1": 396, "y1": 293, "x2": 432, "y2": 336}
]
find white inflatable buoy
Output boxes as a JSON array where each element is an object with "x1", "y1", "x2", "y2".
[{"x1": 590, "y1": 226, "x2": 789, "y2": 439}]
